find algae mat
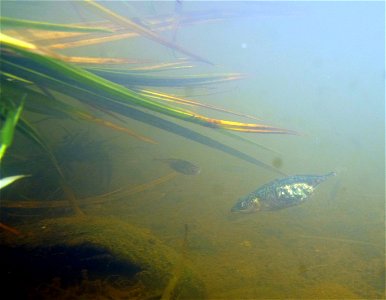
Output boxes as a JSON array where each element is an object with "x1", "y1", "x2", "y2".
[{"x1": 0, "y1": 216, "x2": 205, "y2": 299}]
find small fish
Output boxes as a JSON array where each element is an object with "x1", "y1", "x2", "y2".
[
  {"x1": 155, "y1": 158, "x2": 201, "y2": 175},
  {"x1": 231, "y1": 172, "x2": 336, "y2": 213}
]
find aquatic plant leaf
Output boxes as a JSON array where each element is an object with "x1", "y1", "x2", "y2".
[
  {"x1": 33, "y1": 89, "x2": 156, "y2": 144},
  {"x1": 2, "y1": 62, "x2": 284, "y2": 174},
  {"x1": 1, "y1": 34, "x2": 289, "y2": 174},
  {"x1": 86, "y1": 68, "x2": 244, "y2": 87},
  {"x1": 0, "y1": 94, "x2": 31, "y2": 193},
  {"x1": 0, "y1": 33, "x2": 37, "y2": 50},
  {"x1": 0, "y1": 17, "x2": 113, "y2": 33},
  {"x1": 138, "y1": 89, "x2": 261, "y2": 121},
  {"x1": 0, "y1": 72, "x2": 33, "y2": 84},
  {"x1": 82, "y1": 99, "x2": 288, "y2": 175},
  {"x1": 19, "y1": 61, "x2": 288, "y2": 134},
  {"x1": 47, "y1": 30, "x2": 137, "y2": 50},
  {"x1": 45, "y1": 26, "x2": 189, "y2": 51},
  {"x1": 61, "y1": 56, "x2": 148, "y2": 65},
  {"x1": 1, "y1": 35, "x2": 198, "y2": 120},
  {"x1": 0, "y1": 95, "x2": 25, "y2": 161},
  {"x1": 0, "y1": 175, "x2": 29, "y2": 190},
  {"x1": 126, "y1": 61, "x2": 193, "y2": 72},
  {"x1": 218, "y1": 130, "x2": 281, "y2": 155},
  {"x1": 2, "y1": 80, "x2": 156, "y2": 144},
  {"x1": 43, "y1": 8, "x2": 237, "y2": 50},
  {"x1": 83, "y1": 0, "x2": 213, "y2": 65},
  {"x1": 1, "y1": 34, "x2": 295, "y2": 134},
  {"x1": 194, "y1": 117, "x2": 298, "y2": 134},
  {"x1": 42, "y1": 5, "x2": 294, "y2": 50},
  {"x1": 2, "y1": 101, "x2": 71, "y2": 185}
]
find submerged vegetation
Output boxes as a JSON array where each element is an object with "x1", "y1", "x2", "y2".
[
  {"x1": 0, "y1": 1, "x2": 301, "y2": 298},
  {"x1": 0, "y1": 2, "x2": 384, "y2": 300},
  {"x1": 1, "y1": 1, "x2": 296, "y2": 213}
]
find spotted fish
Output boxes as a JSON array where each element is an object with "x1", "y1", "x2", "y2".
[
  {"x1": 231, "y1": 172, "x2": 336, "y2": 213},
  {"x1": 155, "y1": 158, "x2": 201, "y2": 175}
]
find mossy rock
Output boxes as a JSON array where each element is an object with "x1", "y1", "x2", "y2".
[{"x1": 1, "y1": 216, "x2": 205, "y2": 299}]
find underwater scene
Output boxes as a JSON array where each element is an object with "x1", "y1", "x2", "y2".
[{"x1": 0, "y1": 1, "x2": 385, "y2": 299}]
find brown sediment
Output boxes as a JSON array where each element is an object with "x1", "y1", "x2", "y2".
[
  {"x1": 297, "y1": 234, "x2": 381, "y2": 249},
  {"x1": 301, "y1": 282, "x2": 361, "y2": 299}
]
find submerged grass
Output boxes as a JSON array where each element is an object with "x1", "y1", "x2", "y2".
[
  {"x1": 0, "y1": 16, "x2": 113, "y2": 33},
  {"x1": 2, "y1": 33, "x2": 294, "y2": 134},
  {"x1": 1, "y1": 3, "x2": 296, "y2": 215}
]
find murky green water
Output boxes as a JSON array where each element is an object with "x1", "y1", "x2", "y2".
[{"x1": 1, "y1": 1, "x2": 384, "y2": 299}]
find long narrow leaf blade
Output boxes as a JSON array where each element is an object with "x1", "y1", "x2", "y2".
[
  {"x1": 0, "y1": 17, "x2": 112, "y2": 33},
  {"x1": 0, "y1": 175, "x2": 29, "y2": 190},
  {"x1": 1, "y1": 35, "x2": 295, "y2": 134},
  {"x1": 0, "y1": 95, "x2": 25, "y2": 160},
  {"x1": 83, "y1": 0, "x2": 213, "y2": 65}
]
